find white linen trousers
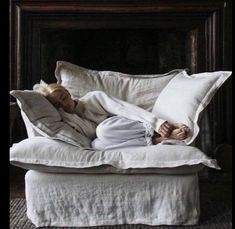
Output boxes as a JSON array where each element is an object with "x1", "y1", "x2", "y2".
[{"x1": 91, "y1": 116, "x2": 155, "y2": 150}]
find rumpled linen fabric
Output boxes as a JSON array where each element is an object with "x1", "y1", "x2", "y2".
[
  {"x1": 55, "y1": 60, "x2": 183, "y2": 111},
  {"x1": 152, "y1": 70, "x2": 232, "y2": 145},
  {"x1": 10, "y1": 136, "x2": 220, "y2": 174},
  {"x1": 25, "y1": 170, "x2": 200, "y2": 227},
  {"x1": 91, "y1": 116, "x2": 155, "y2": 150},
  {"x1": 10, "y1": 62, "x2": 229, "y2": 227},
  {"x1": 59, "y1": 90, "x2": 166, "y2": 139}
]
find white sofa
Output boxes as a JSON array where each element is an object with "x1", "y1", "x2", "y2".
[{"x1": 10, "y1": 61, "x2": 231, "y2": 227}]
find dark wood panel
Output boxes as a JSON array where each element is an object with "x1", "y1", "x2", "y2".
[{"x1": 11, "y1": 1, "x2": 224, "y2": 89}]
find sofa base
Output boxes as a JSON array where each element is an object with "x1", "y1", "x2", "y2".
[{"x1": 25, "y1": 170, "x2": 200, "y2": 227}]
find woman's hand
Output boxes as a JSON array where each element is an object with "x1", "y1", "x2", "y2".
[{"x1": 158, "y1": 121, "x2": 174, "y2": 137}]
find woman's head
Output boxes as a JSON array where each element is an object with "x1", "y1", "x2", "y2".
[
  {"x1": 33, "y1": 83, "x2": 65, "y2": 97},
  {"x1": 33, "y1": 82, "x2": 76, "y2": 113}
]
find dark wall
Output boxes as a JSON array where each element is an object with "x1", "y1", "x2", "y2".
[
  {"x1": 223, "y1": 0, "x2": 232, "y2": 144},
  {"x1": 40, "y1": 29, "x2": 188, "y2": 80}
]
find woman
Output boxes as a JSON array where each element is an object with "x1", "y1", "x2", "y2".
[{"x1": 33, "y1": 82, "x2": 190, "y2": 150}]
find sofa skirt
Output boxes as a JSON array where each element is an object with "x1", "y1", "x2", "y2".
[{"x1": 25, "y1": 170, "x2": 200, "y2": 227}]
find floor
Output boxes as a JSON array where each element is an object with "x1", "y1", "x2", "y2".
[{"x1": 10, "y1": 166, "x2": 26, "y2": 199}]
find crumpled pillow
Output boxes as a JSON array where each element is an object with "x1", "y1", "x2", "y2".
[{"x1": 10, "y1": 90, "x2": 91, "y2": 148}]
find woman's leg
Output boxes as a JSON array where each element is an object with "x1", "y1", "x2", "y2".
[
  {"x1": 91, "y1": 116, "x2": 154, "y2": 150},
  {"x1": 91, "y1": 116, "x2": 191, "y2": 150}
]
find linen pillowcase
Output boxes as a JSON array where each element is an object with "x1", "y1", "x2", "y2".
[
  {"x1": 10, "y1": 90, "x2": 91, "y2": 148},
  {"x1": 152, "y1": 70, "x2": 232, "y2": 145},
  {"x1": 55, "y1": 60, "x2": 184, "y2": 111},
  {"x1": 10, "y1": 136, "x2": 220, "y2": 175},
  {"x1": 20, "y1": 110, "x2": 42, "y2": 137}
]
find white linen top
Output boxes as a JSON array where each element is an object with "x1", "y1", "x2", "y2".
[{"x1": 59, "y1": 90, "x2": 166, "y2": 140}]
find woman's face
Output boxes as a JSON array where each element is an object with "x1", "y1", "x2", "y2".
[{"x1": 47, "y1": 89, "x2": 76, "y2": 113}]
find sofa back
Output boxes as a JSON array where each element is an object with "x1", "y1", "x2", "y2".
[{"x1": 55, "y1": 61, "x2": 183, "y2": 111}]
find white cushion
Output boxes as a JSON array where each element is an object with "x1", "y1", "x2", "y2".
[
  {"x1": 10, "y1": 137, "x2": 220, "y2": 174},
  {"x1": 152, "y1": 70, "x2": 232, "y2": 145},
  {"x1": 55, "y1": 60, "x2": 184, "y2": 111},
  {"x1": 10, "y1": 90, "x2": 91, "y2": 148}
]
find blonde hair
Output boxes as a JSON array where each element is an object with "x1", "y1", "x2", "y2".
[{"x1": 33, "y1": 80, "x2": 66, "y2": 97}]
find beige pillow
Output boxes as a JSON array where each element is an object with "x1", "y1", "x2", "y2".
[
  {"x1": 55, "y1": 60, "x2": 184, "y2": 111},
  {"x1": 10, "y1": 90, "x2": 91, "y2": 148}
]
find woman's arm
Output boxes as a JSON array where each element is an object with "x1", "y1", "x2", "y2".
[{"x1": 80, "y1": 91, "x2": 166, "y2": 133}]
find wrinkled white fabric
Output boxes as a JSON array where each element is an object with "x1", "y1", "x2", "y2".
[
  {"x1": 25, "y1": 170, "x2": 200, "y2": 227},
  {"x1": 91, "y1": 116, "x2": 154, "y2": 150},
  {"x1": 10, "y1": 90, "x2": 92, "y2": 147},
  {"x1": 152, "y1": 70, "x2": 232, "y2": 145},
  {"x1": 58, "y1": 107, "x2": 97, "y2": 140},
  {"x1": 55, "y1": 61, "x2": 183, "y2": 111},
  {"x1": 60, "y1": 90, "x2": 166, "y2": 139},
  {"x1": 10, "y1": 137, "x2": 221, "y2": 173}
]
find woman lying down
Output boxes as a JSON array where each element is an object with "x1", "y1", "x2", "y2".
[{"x1": 33, "y1": 82, "x2": 190, "y2": 150}]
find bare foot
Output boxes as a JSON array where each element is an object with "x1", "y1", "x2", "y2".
[
  {"x1": 152, "y1": 123, "x2": 190, "y2": 144},
  {"x1": 172, "y1": 123, "x2": 190, "y2": 133},
  {"x1": 158, "y1": 121, "x2": 174, "y2": 137},
  {"x1": 169, "y1": 128, "x2": 188, "y2": 140}
]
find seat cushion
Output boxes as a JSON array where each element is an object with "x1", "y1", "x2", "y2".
[{"x1": 10, "y1": 137, "x2": 220, "y2": 174}]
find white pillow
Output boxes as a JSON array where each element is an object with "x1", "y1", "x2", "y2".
[
  {"x1": 152, "y1": 70, "x2": 232, "y2": 145},
  {"x1": 10, "y1": 137, "x2": 220, "y2": 174},
  {"x1": 55, "y1": 60, "x2": 184, "y2": 111},
  {"x1": 10, "y1": 90, "x2": 91, "y2": 148}
]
